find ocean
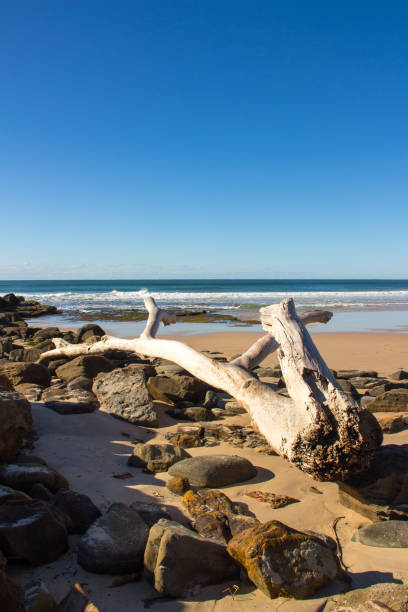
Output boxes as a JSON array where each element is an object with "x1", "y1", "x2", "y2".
[{"x1": 1, "y1": 279, "x2": 408, "y2": 334}]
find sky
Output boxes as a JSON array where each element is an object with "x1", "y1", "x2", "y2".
[{"x1": 0, "y1": 0, "x2": 407, "y2": 279}]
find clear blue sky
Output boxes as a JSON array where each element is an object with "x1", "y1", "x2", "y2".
[{"x1": 1, "y1": 0, "x2": 407, "y2": 279}]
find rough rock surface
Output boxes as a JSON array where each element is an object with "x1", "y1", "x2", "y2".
[
  {"x1": 56, "y1": 355, "x2": 114, "y2": 383},
  {"x1": 15, "y1": 383, "x2": 43, "y2": 401},
  {"x1": 128, "y1": 443, "x2": 191, "y2": 472},
  {"x1": 42, "y1": 385, "x2": 98, "y2": 415},
  {"x1": 144, "y1": 518, "x2": 239, "y2": 596},
  {"x1": 365, "y1": 389, "x2": 408, "y2": 412},
  {"x1": 166, "y1": 476, "x2": 190, "y2": 496},
  {"x1": 147, "y1": 375, "x2": 208, "y2": 404},
  {"x1": 227, "y1": 520, "x2": 340, "y2": 599},
  {"x1": 0, "y1": 388, "x2": 32, "y2": 464},
  {"x1": 376, "y1": 413, "x2": 408, "y2": 434},
  {"x1": 0, "y1": 498, "x2": 68, "y2": 564},
  {"x1": 78, "y1": 503, "x2": 149, "y2": 574},
  {"x1": 0, "y1": 362, "x2": 51, "y2": 387},
  {"x1": 338, "y1": 444, "x2": 408, "y2": 520},
  {"x1": 323, "y1": 583, "x2": 408, "y2": 611},
  {"x1": 53, "y1": 489, "x2": 101, "y2": 534},
  {"x1": 93, "y1": 366, "x2": 158, "y2": 426},
  {"x1": 183, "y1": 489, "x2": 258, "y2": 543},
  {"x1": 352, "y1": 520, "x2": 408, "y2": 548},
  {"x1": 391, "y1": 369, "x2": 408, "y2": 381},
  {"x1": 168, "y1": 454, "x2": 257, "y2": 487},
  {"x1": 129, "y1": 502, "x2": 172, "y2": 527},
  {"x1": 0, "y1": 456, "x2": 69, "y2": 492}
]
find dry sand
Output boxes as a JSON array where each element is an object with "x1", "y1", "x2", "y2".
[{"x1": 8, "y1": 330, "x2": 408, "y2": 611}]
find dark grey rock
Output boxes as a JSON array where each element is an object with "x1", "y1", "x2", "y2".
[
  {"x1": 0, "y1": 362, "x2": 51, "y2": 387},
  {"x1": 0, "y1": 498, "x2": 68, "y2": 565},
  {"x1": 365, "y1": 389, "x2": 408, "y2": 412},
  {"x1": 0, "y1": 456, "x2": 69, "y2": 493},
  {"x1": 78, "y1": 503, "x2": 149, "y2": 574},
  {"x1": 129, "y1": 501, "x2": 172, "y2": 527},
  {"x1": 353, "y1": 520, "x2": 408, "y2": 548},
  {"x1": 391, "y1": 369, "x2": 408, "y2": 381},
  {"x1": 53, "y1": 489, "x2": 101, "y2": 534},
  {"x1": 0, "y1": 388, "x2": 32, "y2": 464},
  {"x1": 56, "y1": 355, "x2": 114, "y2": 383},
  {"x1": 93, "y1": 365, "x2": 158, "y2": 426},
  {"x1": 339, "y1": 444, "x2": 408, "y2": 520},
  {"x1": 168, "y1": 454, "x2": 257, "y2": 487},
  {"x1": 144, "y1": 518, "x2": 239, "y2": 596}
]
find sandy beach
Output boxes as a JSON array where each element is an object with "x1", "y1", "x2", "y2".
[{"x1": 5, "y1": 326, "x2": 408, "y2": 610}]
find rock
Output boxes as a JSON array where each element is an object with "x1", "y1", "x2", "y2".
[
  {"x1": 337, "y1": 379, "x2": 359, "y2": 398},
  {"x1": 0, "y1": 456, "x2": 69, "y2": 492},
  {"x1": 183, "y1": 488, "x2": 257, "y2": 543},
  {"x1": 0, "y1": 362, "x2": 51, "y2": 387},
  {"x1": 167, "y1": 476, "x2": 190, "y2": 496},
  {"x1": 29, "y1": 482, "x2": 54, "y2": 501},
  {"x1": 76, "y1": 324, "x2": 105, "y2": 343},
  {"x1": 323, "y1": 583, "x2": 408, "y2": 611},
  {"x1": 0, "y1": 569, "x2": 25, "y2": 612},
  {"x1": 253, "y1": 366, "x2": 277, "y2": 378},
  {"x1": 93, "y1": 366, "x2": 158, "y2": 426},
  {"x1": 154, "y1": 363, "x2": 187, "y2": 376},
  {"x1": 365, "y1": 389, "x2": 408, "y2": 412},
  {"x1": 144, "y1": 519, "x2": 239, "y2": 596},
  {"x1": 218, "y1": 400, "x2": 247, "y2": 416},
  {"x1": 391, "y1": 369, "x2": 408, "y2": 381},
  {"x1": 147, "y1": 375, "x2": 208, "y2": 404},
  {"x1": 67, "y1": 376, "x2": 93, "y2": 392},
  {"x1": 349, "y1": 376, "x2": 381, "y2": 388},
  {"x1": 32, "y1": 327, "x2": 61, "y2": 342},
  {"x1": 128, "y1": 443, "x2": 190, "y2": 472},
  {"x1": 58, "y1": 583, "x2": 99, "y2": 612},
  {"x1": 46, "y1": 358, "x2": 69, "y2": 375},
  {"x1": 0, "y1": 374, "x2": 13, "y2": 390},
  {"x1": 369, "y1": 381, "x2": 408, "y2": 396},
  {"x1": 376, "y1": 413, "x2": 408, "y2": 433},
  {"x1": 129, "y1": 502, "x2": 171, "y2": 527},
  {"x1": 0, "y1": 484, "x2": 30, "y2": 503},
  {"x1": 25, "y1": 580, "x2": 58, "y2": 612},
  {"x1": 0, "y1": 389, "x2": 32, "y2": 464},
  {"x1": 53, "y1": 490, "x2": 101, "y2": 534},
  {"x1": 78, "y1": 503, "x2": 149, "y2": 574},
  {"x1": 337, "y1": 370, "x2": 378, "y2": 379},
  {"x1": 183, "y1": 489, "x2": 244, "y2": 519},
  {"x1": 23, "y1": 341, "x2": 56, "y2": 363},
  {"x1": 203, "y1": 390, "x2": 218, "y2": 408},
  {"x1": 168, "y1": 454, "x2": 257, "y2": 487},
  {"x1": 182, "y1": 406, "x2": 214, "y2": 421},
  {"x1": 352, "y1": 520, "x2": 408, "y2": 548},
  {"x1": 42, "y1": 385, "x2": 98, "y2": 414},
  {"x1": 227, "y1": 520, "x2": 340, "y2": 599},
  {"x1": 8, "y1": 348, "x2": 24, "y2": 361},
  {"x1": 339, "y1": 444, "x2": 408, "y2": 520},
  {"x1": 15, "y1": 383, "x2": 43, "y2": 401},
  {"x1": 0, "y1": 498, "x2": 68, "y2": 564},
  {"x1": 56, "y1": 355, "x2": 114, "y2": 383},
  {"x1": 246, "y1": 490, "x2": 300, "y2": 509}
]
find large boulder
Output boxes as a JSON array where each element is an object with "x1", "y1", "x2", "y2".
[
  {"x1": 32, "y1": 327, "x2": 61, "y2": 342},
  {"x1": 128, "y1": 443, "x2": 190, "y2": 472},
  {"x1": 352, "y1": 520, "x2": 408, "y2": 548},
  {"x1": 0, "y1": 389, "x2": 32, "y2": 464},
  {"x1": 53, "y1": 490, "x2": 101, "y2": 534},
  {"x1": 364, "y1": 389, "x2": 408, "y2": 412},
  {"x1": 338, "y1": 444, "x2": 408, "y2": 520},
  {"x1": 144, "y1": 519, "x2": 239, "y2": 596},
  {"x1": 168, "y1": 454, "x2": 257, "y2": 487},
  {"x1": 55, "y1": 355, "x2": 114, "y2": 383},
  {"x1": 227, "y1": 520, "x2": 339, "y2": 599},
  {"x1": 323, "y1": 583, "x2": 408, "y2": 611},
  {"x1": 0, "y1": 455, "x2": 69, "y2": 493},
  {"x1": 92, "y1": 366, "x2": 158, "y2": 426},
  {"x1": 0, "y1": 362, "x2": 50, "y2": 387},
  {"x1": 391, "y1": 369, "x2": 408, "y2": 381},
  {"x1": 22, "y1": 340, "x2": 55, "y2": 363},
  {"x1": 78, "y1": 503, "x2": 149, "y2": 574},
  {"x1": 147, "y1": 375, "x2": 208, "y2": 404},
  {"x1": 0, "y1": 498, "x2": 68, "y2": 564}
]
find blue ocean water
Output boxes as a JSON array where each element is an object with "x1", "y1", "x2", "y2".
[{"x1": 1, "y1": 279, "x2": 408, "y2": 312}]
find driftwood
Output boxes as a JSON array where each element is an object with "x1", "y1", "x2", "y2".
[{"x1": 39, "y1": 296, "x2": 381, "y2": 481}]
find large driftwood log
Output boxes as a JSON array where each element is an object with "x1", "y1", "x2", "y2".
[{"x1": 39, "y1": 296, "x2": 381, "y2": 481}]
